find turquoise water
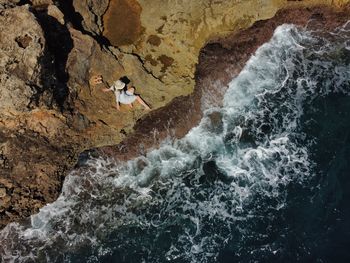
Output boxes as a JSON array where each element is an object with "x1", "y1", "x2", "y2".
[{"x1": 1, "y1": 23, "x2": 350, "y2": 262}]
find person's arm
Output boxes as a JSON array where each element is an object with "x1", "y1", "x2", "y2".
[
  {"x1": 101, "y1": 81, "x2": 114, "y2": 92},
  {"x1": 101, "y1": 86, "x2": 112, "y2": 92}
]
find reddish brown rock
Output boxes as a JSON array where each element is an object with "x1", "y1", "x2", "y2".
[{"x1": 103, "y1": 0, "x2": 143, "y2": 46}]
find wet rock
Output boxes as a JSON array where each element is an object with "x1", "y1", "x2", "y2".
[
  {"x1": 206, "y1": 111, "x2": 224, "y2": 134},
  {"x1": 0, "y1": 126, "x2": 77, "y2": 228}
]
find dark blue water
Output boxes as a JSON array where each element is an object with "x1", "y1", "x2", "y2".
[{"x1": 1, "y1": 23, "x2": 350, "y2": 263}]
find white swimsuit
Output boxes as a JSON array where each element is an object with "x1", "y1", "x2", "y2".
[
  {"x1": 109, "y1": 80, "x2": 137, "y2": 104},
  {"x1": 117, "y1": 90, "x2": 137, "y2": 104}
]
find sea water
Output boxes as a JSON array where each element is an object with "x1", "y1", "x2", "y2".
[{"x1": 1, "y1": 23, "x2": 350, "y2": 262}]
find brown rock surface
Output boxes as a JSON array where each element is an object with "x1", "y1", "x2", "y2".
[
  {"x1": 0, "y1": 3, "x2": 76, "y2": 227},
  {"x1": 0, "y1": 5, "x2": 44, "y2": 112},
  {"x1": 72, "y1": 0, "x2": 350, "y2": 131},
  {"x1": 69, "y1": 0, "x2": 109, "y2": 34},
  {"x1": 98, "y1": 3, "x2": 350, "y2": 161},
  {"x1": 103, "y1": 0, "x2": 350, "y2": 97},
  {"x1": 0, "y1": 0, "x2": 350, "y2": 229},
  {"x1": 103, "y1": 0, "x2": 143, "y2": 46}
]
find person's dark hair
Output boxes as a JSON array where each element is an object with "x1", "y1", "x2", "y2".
[{"x1": 119, "y1": 76, "x2": 130, "y2": 85}]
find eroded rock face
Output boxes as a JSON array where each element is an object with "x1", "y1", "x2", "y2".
[
  {"x1": 70, "y1": 0, "x2": 109, "y2": 35},
  {"x1": 0, "y1": 0, "x2": 350, "y2": 229},
  {"x1": 1, "y1": 6, "x2": 58, "y2": 226},
  {"x1": 0, "y1": 5, "x2": 44, "y2": 112},
  {"x1": 0, "y1": 3, "x2": 75, "y2": 227}
]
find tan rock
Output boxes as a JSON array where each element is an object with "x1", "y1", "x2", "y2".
[
  {"x1": 73, "y1": 0, "x2": 350, "y2": 118},
  {"x1": 47, "y1": 4, "x2": 65, "y2": 25},
  {"x1": 0, "y1": 178, "x2": 13, "y2": 189},
  {"x1": 0, "y1": 0, "x2": 20, "y2": 6},
  {"x1": 0, "y1": 5, "x2": 45, "y2": 112},
  {"x1": 0, "y1": 188, "x2": 6, "y2": 198},
  {"x1": 72, "y1": 0, "x2": 109, "y2": 34}
]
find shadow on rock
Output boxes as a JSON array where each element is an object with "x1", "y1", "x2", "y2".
[{"x1": 32, "y1": 6, "x2": 73, "y2": 111}]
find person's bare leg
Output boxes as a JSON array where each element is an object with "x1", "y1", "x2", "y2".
[
  {"x1": 129, "y1": 103, "x2": 133, "y2": 108},
  {"x1": 113, "y1": 104, "x2": 120, "y2": 111},
  {"x1": 136, "y1": 95, "x2": 151, "y2": 110}
]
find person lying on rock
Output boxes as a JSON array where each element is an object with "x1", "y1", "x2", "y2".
[{"x1": 91, "y1": 75, "x2": 151, "y2": 111}]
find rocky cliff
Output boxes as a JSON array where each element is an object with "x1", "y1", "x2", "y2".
[{"x1": 0, "y1": 0, "x2": 349, "y2": 228}]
